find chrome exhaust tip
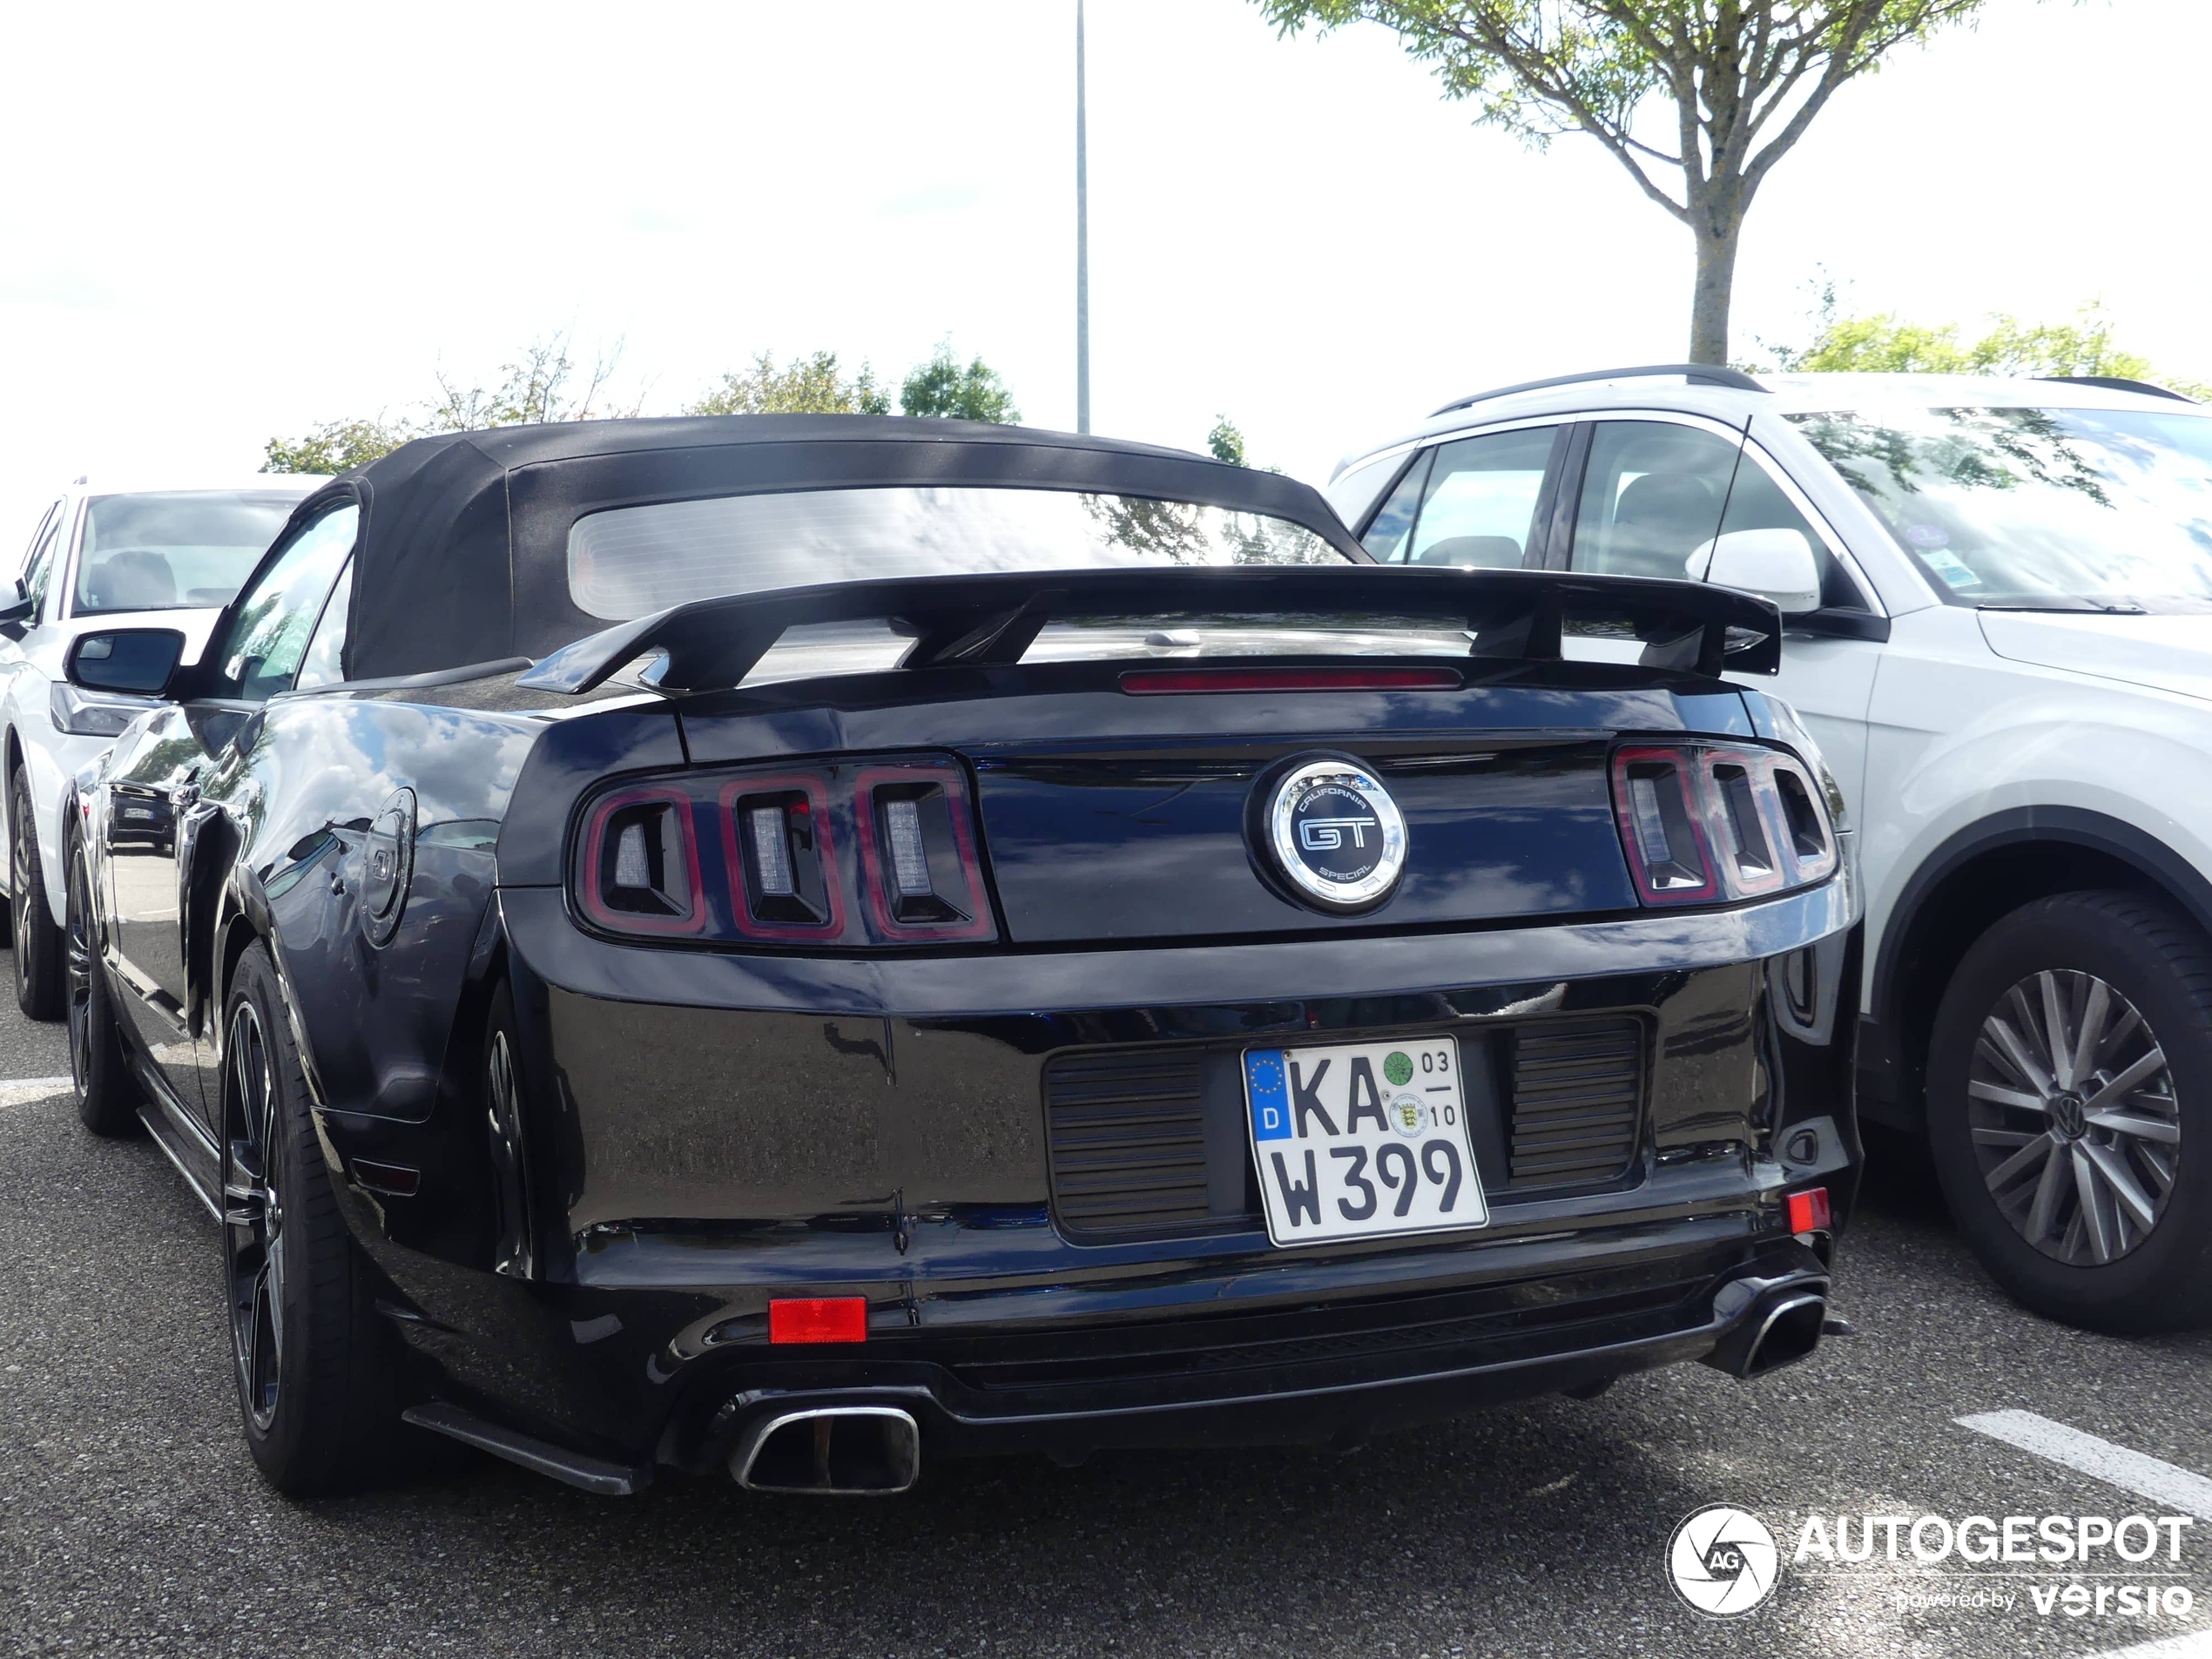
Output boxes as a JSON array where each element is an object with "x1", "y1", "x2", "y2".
[
  {"x1": 730, "y1": 1406, "x2": 921, "y2": 1495},
  {"x1": 1703, "y1": 1273, "x2": 1831, "y2": 1380}
]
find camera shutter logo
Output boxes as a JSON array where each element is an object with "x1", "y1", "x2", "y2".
[
  {"x1": 1264, "y1": 759, "x2": 1407, "y2": 913},
  {"x1": 1667, "y1": 1506, "x2": 1780, "y2": 1617}
]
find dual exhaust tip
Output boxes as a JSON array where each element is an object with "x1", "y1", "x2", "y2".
[
  {"x1": 731, "y1": 1406, "x2": 921, "y2": 1495},
  {"x1": 730, "y1": 1275, "x2": 1829, "y2": 1493},
  {"x1": 1703, "y1": 1272, "x2": 1832, "y2": 1379}
]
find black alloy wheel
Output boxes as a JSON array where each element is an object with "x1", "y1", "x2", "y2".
[
  {"x1": 1928, "y1": 890, "x2": 2212, "y2": 1333},
  {"x1": 64, "y1": 826, "x2": 139, "y2": 1136},
  {"x1": 220, "y1": 943, "x2": 398, "y2": 1495},
  {"x1": 10, "y1": 769, "x2": 62, "y2": 1019},
  {"x1": 226, "y1": 991, "x2": 287, "y2": 1435}
]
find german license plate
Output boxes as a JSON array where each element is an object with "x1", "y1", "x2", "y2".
[{"x1": 1244, "y1": 1037, "x2": 1488, "y2": 1247}]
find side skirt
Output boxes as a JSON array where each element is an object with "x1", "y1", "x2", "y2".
[
  {"x1": 137, "y1": 1084, "x2": 222, "y2": 1224},
  {"x1": 401, "y1": 1402, "x2": 652, "y2": 1496}
]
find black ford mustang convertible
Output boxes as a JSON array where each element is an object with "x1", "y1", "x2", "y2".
[{"x1": 61, "y1": 416, "x2": 1860, "y2": 1497}]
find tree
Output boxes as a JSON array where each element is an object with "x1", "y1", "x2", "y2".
[
  {"x1": 1259, "y1": 1, "x2": 1987, "y2": 363},
  {"x1": 263, "y1": 332, "x2": 637, "y2": 475},
  {"x1": 688, "y1": 350, "x2": 892, "y2": 415},
  {"x1": 900, "y1": 342, "x2": 1020, "y2": 422},
  {"x1": 263, "y1": 416, "x2": 413, "y2": 475},
  {"x1": 1766, "y1": 300, "x2": 2209, "y2": 395},
  {"x1": 424, "y1": 334, "x2": 637, "y2": 430},
  {"x1": 1206, "y1": 415, "x2": 1248, "y2": 466}
]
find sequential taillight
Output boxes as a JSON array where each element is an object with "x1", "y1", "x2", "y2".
[
  {"x1": 721, "y1": 773, "x2": 845, "y2": 941},
  {"x1": 578, "y1": 788, "x2": 705, "y2": 935},
  {"x1": 1610, "y1": 743, "x2": 1835, "y2": 907},
  {"x1": 1613, "y1": 748, "x2": 1720, "y2": 904},
  {"x1": 769, "y1": 1298, "x2": 868, "y2": 1344},
  {"x1": 570, "y1": 752, "x2": 1001, "y2": 948},
  {"x1": 855, "y1": 762, "x2": 995, "y2": 941}
]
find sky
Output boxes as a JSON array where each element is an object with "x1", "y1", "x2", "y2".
[{"x1": 2, "y1": 0, "x2": 2206, "y2": 543}]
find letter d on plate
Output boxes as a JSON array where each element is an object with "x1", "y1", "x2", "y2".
[{"x1": 1246, "y1": 1050, "x2": 1291, "y2": 1141}]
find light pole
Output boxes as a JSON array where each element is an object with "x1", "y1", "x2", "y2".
[{"x1": 1075, "y1": 0, "x2": 1090, "y2": 435}]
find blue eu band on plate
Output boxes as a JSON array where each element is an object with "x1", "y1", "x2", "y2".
[{"x1": 1244, "y1": 1039, "x2": 1490, "y2": 1247}]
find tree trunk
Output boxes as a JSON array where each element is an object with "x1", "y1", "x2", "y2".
[{"x1": 1688, "y1": 212, "x2": 1743, "y2": 367}]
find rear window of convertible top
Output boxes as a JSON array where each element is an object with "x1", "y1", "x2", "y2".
[{"x1": 565, "y1": 486, "x2": 1348, "y2": 621}]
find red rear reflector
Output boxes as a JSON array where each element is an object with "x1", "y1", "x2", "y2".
[
  {"x1": 1786, "y1": 1187, "x2": 1832, "y2": 1233},
  {"x1": 769, "y1": 1298, "x2": 868, "y2": 1344},
  {"x1": 1120, "y1": 667, "x2": 1461, "y2": 695}
]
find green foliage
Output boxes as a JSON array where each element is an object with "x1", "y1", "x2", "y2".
[
  {"x1": 1206, "y1": 416, "x2": 1248, "y2": 467},
  {"x1": 688, "y1": 351, "x2": 892, "y2": 416},
  {"x1": 261, "y1": 417, "x2": 412, "y2": 475},
  {"x1": 263, "y1": 333, "x2": 634, "y2": 475},
  {"x1": 1774, "y1": 303, "x2": 2208, "y2": 396},
  {"x1": 1258, "y1": 1, "x2": 1990, "y2": 361},
  {"x1": 266, "y1": 335, "x2": 1022, "y2": 475},
  {"x1": 425, "y1": 334, "x2": 635, "y2": 431},
  {"x1": 900, "y1": 342, "x2": 1020, "y2": 423}
]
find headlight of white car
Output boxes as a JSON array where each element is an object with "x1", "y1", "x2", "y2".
[{"x1": 51, "y1": 682, "x2": 158, "y2": 738}]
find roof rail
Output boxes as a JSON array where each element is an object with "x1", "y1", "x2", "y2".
[
  {"x1": 1430, "y1": 363, "x2": 1766, "y2": 418},
  {"x1": 2036, "y1": 374, "x2": 2198, "y2": 404}
]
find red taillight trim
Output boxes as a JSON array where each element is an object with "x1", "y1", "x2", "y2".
[
  {"x1": 853, "y1": 762, "x2": 995, "y2": 942},
  {"x1": 768, "y1": 1297, "x2": 868, "y2": 1344},
  {"x1": 1119, "y1": 667, "x2": 1463, "y2": 695},
  {"x1": 718, "y1": 772, "x2": 847, "y2": 942},
  {"x1": 1610, "y1": 745, "x2": 1721, "y2": 906},
  {"x1": 1786, "y1": 1186, "x2": 1832, "y2": 1234},
  {"x1": 577, "y1": 786, "x2": 707, "y2": 937},
  {"x1": 1696, "y1": 746, "x2": 1791, "y2": 898},
  {"x1": 1612, "y1": 740, "x2": 1838, "y2": 908}
]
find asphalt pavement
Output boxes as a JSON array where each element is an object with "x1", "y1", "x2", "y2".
[{"x1": 1, "y1": 948, "x2": 2208, "y2": 1658}]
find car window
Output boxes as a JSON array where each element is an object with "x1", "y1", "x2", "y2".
[
  {"x1": 1709, "y1": 448, "x2": 1867, "y2": 612},
  {"x1": 1389, "y1": 427, "x2": 1558, "y2": 569},
  {"x1": 566, "y1": 487, "x2": 1346, "y2": 621},
  {"x1": 75, "y1": 489, "x2": 305, "y2": 616},
  {"x1": 1791, "y1": 405, "x2": 2212, "y2": 610},
  {"x1": 210, "y1": 504, "x2": 359, "y2": 702},
  {"x1": 1570, "y1": 421, "x2": 1741, "y2": 580},
  {"x1": 22, "y1": 510, "x2": 64, "y2": 623},
  {"x1": 293, "y1": 558, "x2": 353, "y2": 691},
  {"x1": 1326, "y1": 451, "x2": 1412, "y2": 531},
  {"x1": 1359, "y1": 451, "x2": 1431, "y2": 560},
  {"x1": 17, "y1": 501, "x2": 58, "y2": 583}
]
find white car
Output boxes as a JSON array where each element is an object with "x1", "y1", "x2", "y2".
[
  {"x1": 1330, "y1": 368, "x2": 2212, "y2": 1332},
  {"x1": 0, "y1": 475, "x2": 323, "y2": 1019}
]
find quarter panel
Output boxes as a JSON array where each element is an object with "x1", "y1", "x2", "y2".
[
  {"x1": 1858, "y1": 604, "x2": 2212, "y2": 1007},
  {"x1": 217, "y1": 697, "x2": 540, "y2": 1123}
]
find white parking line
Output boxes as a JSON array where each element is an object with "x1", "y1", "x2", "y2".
[
  {"x1": 1958, "y1": 1410, "x2": 2212, "y2": 1521},
  {"x1": 0, "y1": 1075, "x2": 71, "y2": 1104}
]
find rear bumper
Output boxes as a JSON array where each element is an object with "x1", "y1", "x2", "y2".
[
  {"x1": 671, "y1": 1238, "x2": 1833, "y2": 1473},
  {"x1": 335, "y1": 879, "x2": 1860, "y2": 1474}
]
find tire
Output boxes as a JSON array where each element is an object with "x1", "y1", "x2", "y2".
[
  {"x1": 64, "y1": 824, "x2": 139, "y2": 1136},
  {"x1": 1927, "y1": 890, "x2": 2212, "y2": 1333},
  {"x1": 221, "y1": 943, "x2": 401, "y2": 1495},
  {"x1": 10, "y1": 768, "x2": 61, "y2": 1019}
]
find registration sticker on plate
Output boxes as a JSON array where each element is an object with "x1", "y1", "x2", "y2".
[{"x1": 1244, "y1": 1037, "x2": 1488, "y2": 1247}]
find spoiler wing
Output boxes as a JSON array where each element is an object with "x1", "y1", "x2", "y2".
[{"x1": 514, "y1": 565, "x2": 1784, "y2": 696}]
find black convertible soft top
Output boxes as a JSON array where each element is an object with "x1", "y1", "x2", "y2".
[{"x1": 283, "y1": 416, "x2": 1366, "y2": 681}]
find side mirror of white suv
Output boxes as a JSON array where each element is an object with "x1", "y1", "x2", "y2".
[{"x1": 1688, "y1": 529, "x2": 1823, "y2": 617}]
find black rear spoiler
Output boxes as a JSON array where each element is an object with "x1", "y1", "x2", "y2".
[{"x1": 514, "y1": 565, "x2": 1783, "y2": 696}]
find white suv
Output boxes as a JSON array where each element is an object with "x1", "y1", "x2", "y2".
[
  {"x1": 1332, "y1": 368, "x2": 2212, "y2": 1333},
  {"x1": 0, "y1": 475, "x2": 322, "y2": 1019}
]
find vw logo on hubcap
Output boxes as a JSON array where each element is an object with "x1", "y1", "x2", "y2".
[{"x1": 1262, "y1": 757, "x2": 1407, "y2": 913}]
